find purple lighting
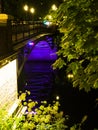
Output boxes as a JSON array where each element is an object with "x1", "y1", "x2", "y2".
[
  {"x1": 28, "y1": 41, "x2": 35, "y2": 46},
  {"x1": 28, "y1": 40, "x2": 57, "y2": 61},
  {"x1": 24, "y1": 38, "x2": 57, "y2": 103}
]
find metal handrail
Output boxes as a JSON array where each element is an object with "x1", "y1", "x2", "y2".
[
  {"x1": 11, "y1": 21, "x2": 53, "y2": 45},
  {"x1": 0, "y1": 20, "x2": 57, "y2": 58}
]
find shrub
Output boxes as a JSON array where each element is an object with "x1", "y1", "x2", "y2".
[{"x1": 0, "y1": 92, "x2": 67, "y2": 130}]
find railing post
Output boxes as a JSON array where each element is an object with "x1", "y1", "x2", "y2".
[
  {"x1": 7, "y1": 19, "x2": 13, "y2": 50},
  {"x1": 22, "y1": 21, "x2": 24, "y2": 38}
]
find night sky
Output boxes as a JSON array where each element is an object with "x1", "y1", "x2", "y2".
[
  {"x1": 25, "y1": 0, "x2": 63, "y2": 19},
  {"x1": 1, "y1": 0, "x2": 63, "y2": 20}
]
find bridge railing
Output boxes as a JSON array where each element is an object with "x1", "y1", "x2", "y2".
[
  {"x1": 11, "y1": 21, "x2": 49, "y2": 43},
  {"x1": 0, "y1": 20, "x2": 56, "y2": 58}
]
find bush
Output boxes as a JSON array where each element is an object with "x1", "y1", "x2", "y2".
[{"x1": 0, "y1": 92, "x2": 67, "y2": 130}]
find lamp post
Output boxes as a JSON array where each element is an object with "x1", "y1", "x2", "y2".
[
  {"x1": 23, "y1": 4, "x2": 28, "y2": 20},
  {"x1": 23, "y1": 5, "x2": 35, "y2": 20},
  {"x1": 29, "y1": 7, "x2": 35, "y2": 20}
]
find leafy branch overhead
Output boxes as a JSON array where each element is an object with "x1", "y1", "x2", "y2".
[{"x1": 53, "y1": 0, "x2": 98, "y2": 91}]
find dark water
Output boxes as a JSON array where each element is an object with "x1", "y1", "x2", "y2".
[
  {"x1": 21, "y1": 39, "x2": 98, "y2": 130},
  {"x1": 53, "y1": 71, "x2": 98, "y2": 130},
  {"x1": 23, "y1": 39, "x2": 57, "y2": 103},
  {"x1": 23, "y1": 59, "x2": 98, "y2": 130},
  {"x1": 24, "y1": 60, "x2": 55, "y2": 102}
]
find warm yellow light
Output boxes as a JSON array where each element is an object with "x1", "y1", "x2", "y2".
[
  {"x1": 51, "y1": 4, "x2": 57, "y2": 11},
  {"x1": 30, "y1": 7, "x2": 35, "y2": 14},
  {"x1": 0, "y1": 14, "x2": 8, "y2": 20},
  {"x1": 67, "y1": 74, "x2": 74, "y2": 78},
  {"x1": 56, "y1": 96, "x2": 60, "y2": 100},
  {"x1": 23, "y1": 5, "x2": 28, "y2": 11},
  {"x1": 48, "y1": 15, "x2": 52, "y2": 20}
]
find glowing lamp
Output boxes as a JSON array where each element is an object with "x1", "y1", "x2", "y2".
[
  {"x1": 43, "y1": 20, "x2": 52, "y2": 26},
  {"x1": 28, "y1": 42, "x2": 34, "y2": 46},
  {"x1": 56, "y1": 96, "x2": 60, "y2": 100},
  {"x1": 67, "y1": 74, "x2": 74, "y2": 79},
  {"x1": 23, "y1": 5, "x2": 28, "y2": 11}
]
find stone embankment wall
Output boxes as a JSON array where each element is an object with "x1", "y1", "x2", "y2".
[{"x1": 0, "y1": 60, "x2": 18, "y2": 111}]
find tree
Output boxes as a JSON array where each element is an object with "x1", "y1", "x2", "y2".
[{"x1": 52, "y1": 0, "x2": 98, "y2": 92}]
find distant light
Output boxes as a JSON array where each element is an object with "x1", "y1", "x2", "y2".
[
  {"x1": 48, "y1": 15, "x2": 52, "y2": 20},
  {"x1": 67, "y1": 74, "x2": 74, "y2": 79},
  {"x1": 28, "y1": 42, "x2": 35, "y2": 46},
  {"x1": 51, "y1": 4, "x2": 57, "y2": 11},
  {"x1": 30, "y1": 7, "x2": 35, "y2": 14},
  {"x1": 43, "y1": 20, "x2": 49, "y2": 25},
  {"x1": 23, "y1": 5, "x2": 28, "y2": 11},
  {"x1": 56, "y1": 96, "x2": 60, "y2": 100},
  {"x1": 43, "y1": 20, "x2": 52, "y2": 26}
]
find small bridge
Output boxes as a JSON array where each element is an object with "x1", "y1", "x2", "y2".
[
  {"x1": 0, "y1": 19, "x2": 57, "y2": 67},
  {"x1": 0, "y1": 17, "x2": 58, "y2": 112}
]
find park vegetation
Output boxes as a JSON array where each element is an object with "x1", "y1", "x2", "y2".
[{"x1": 51, "y1": 0, "x2": 98, "y2": 92}]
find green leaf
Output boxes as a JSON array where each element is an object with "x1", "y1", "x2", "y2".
[
  {"x1": 52, "y1": 58, "x2": 66, "y2": 69},
  {"x1": 69, "y1": 62, "x2": 79, "y2": 75},
  {"x1": 68, "y1": 54, "x2": 74, "y2": 61},
  {"x1": 50, "y1": 0, "x2": 98, "y2": 91},
  {"x1": 94, "y1": 79, "x2": 98, "y2": 89}
]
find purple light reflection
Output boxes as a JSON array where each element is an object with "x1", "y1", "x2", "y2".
[
  {"x1": 27, "y1": 40, "x2": 57, "y2": 61},
  {"x1": 24, "y1": 39, "x2": 57, "y2": 103}
]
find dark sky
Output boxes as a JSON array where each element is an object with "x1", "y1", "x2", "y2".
[
  {"x1": 26, "y1": 0, "x2": 63, "y2": 19},
  {"x1": 0, "y1": 0, "x2": 63, "y2": 20}
]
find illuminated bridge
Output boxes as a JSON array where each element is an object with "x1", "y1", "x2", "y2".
[{"x1": 0, "y1": 18, "x2": 60, "y2": 113}]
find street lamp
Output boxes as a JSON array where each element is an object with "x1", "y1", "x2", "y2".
[
  {"x1": 23, "y1": 5, "x2": 35, "y2": 20},
  {"x1": 30, "y1": 7, "x2": 35, "y2": 14},
  {"x1": 23, "y1": 4, "x2": 28, "y2": 20},
  {"x1": 23, "y1": 4, "x2": 28, "y2": 11},
  {"x1": 29, "y1": 7, "x2": 35, "y2": 20}
]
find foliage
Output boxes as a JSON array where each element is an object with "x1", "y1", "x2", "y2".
[
  {"x1": 0, "y1": 107, "x2": 16, "y2": 130},
  {"x1": 0, "y1": 92, "x2": 67, "y2": 130},
  {"x1": 70, "y1": 115, "x2": 88, "y2": 130},
  {"x1": 52, "y1": 0, "x2": 98, "y2": 92},
  {"x1": 16, "y1": 92, "x2": 67, "y2": 130},
  {"x1": 70, "y1": 114, "x2": 98, "y2": 130}
]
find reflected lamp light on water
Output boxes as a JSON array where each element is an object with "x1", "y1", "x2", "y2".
[{"x1": 56, "y1": 96, "x2": 60, "y2": 100}]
